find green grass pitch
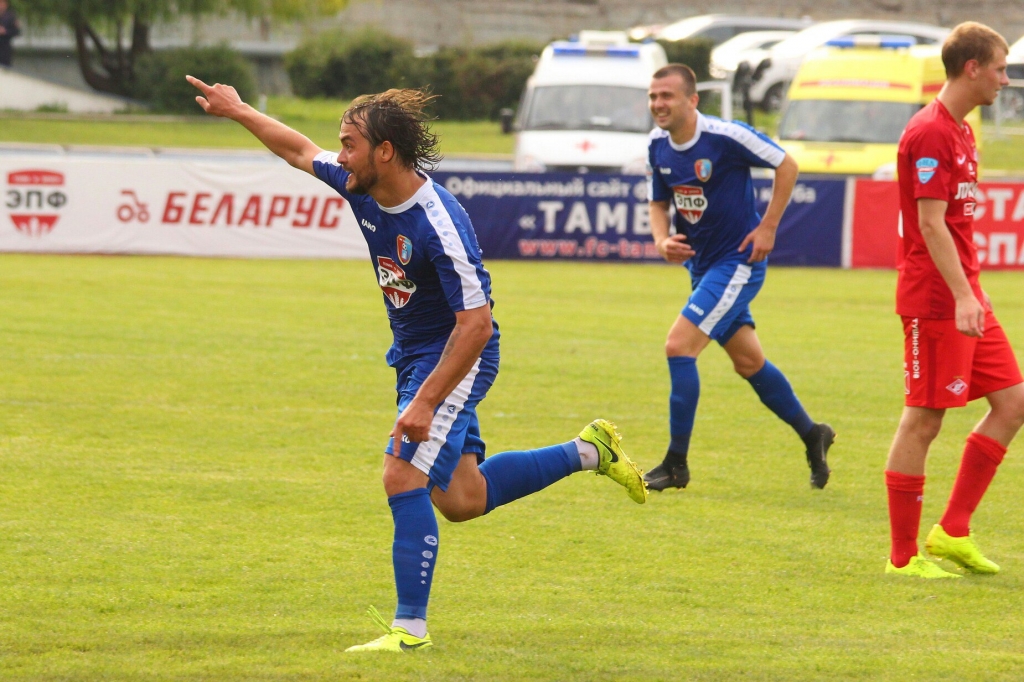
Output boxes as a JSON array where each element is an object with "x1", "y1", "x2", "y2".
[{"x1": 1, "y1": 255, "x2": 1023, "y2": 680}]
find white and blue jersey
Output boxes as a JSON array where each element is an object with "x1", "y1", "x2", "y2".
[
  {"x1": 647, "y1": 112, "x2": 784, "y2": 278},
  {"x1": 312, "y1": 151, "x2": 500, "y2": 490},
  {"x1": 647, "y1": 114, "x2": 785, "y2": 344},
  {"x1": 313, "y1": 151, "x2": 499, "y2": 366}
]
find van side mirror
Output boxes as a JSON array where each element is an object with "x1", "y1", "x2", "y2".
[{"x1": 499, "y1": 108, "x2": 515, "y2": 134}]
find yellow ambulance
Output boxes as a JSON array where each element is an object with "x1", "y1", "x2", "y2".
[{"x1": 776, "y1": 38, "x2": 981, "y2": 177}]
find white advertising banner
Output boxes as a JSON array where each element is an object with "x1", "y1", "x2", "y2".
[{"x1": 0, "y1": 154, "x2": 368, "y2": 259}]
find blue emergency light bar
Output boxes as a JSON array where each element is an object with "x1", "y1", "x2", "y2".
[
  {"x1": 826, "y1": 35, "x2": 916, "y2": 49},
  {"x1": 551, "y1": 43, "x2": 641, "y2": 58}
]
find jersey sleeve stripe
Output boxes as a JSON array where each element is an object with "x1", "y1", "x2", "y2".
[
  {"x1": 713, "y1": 120, "x2": 786, "y2": 167},
  {"x1": 424, "y1": 187, "x2": 488, "y2": 311},
  {"x1": 314, "y1": 150, "x2": 339, "y2": 166}
]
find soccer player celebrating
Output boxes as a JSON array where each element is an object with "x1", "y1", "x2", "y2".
[
  {"x1": 643, "y1": 64, "x2": 835, "y2": 492},
  {"x1": 186, "y1": 77, "x2": 648, "y2": 649},
  {"x1": 884, "y1": 22, "x2": 1024, "y2": 579}
]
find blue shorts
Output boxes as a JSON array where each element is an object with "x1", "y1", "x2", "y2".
[
  {"x1": 385, "y1": 349, "x2": 499, "y2": 492},
  {"x1": 682, "y1": 258, "x2": 766, "y2": 344}
]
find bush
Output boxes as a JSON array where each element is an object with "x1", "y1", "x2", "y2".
[
  {"x1": 134, "y1": 45, "x2": 256, "y2": 114},
  {"x1": 656, "y1": 38, "x2": 714, "y2": 82},
  {"x1": 285, "y1": 28, "x2": 417, "y2": 99},
  {"x1": 286, "y1": 31, "x2": 541, "y2": 120}
]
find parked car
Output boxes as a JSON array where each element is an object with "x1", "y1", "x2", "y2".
[
  {"x1": 511, "y1": 31, "x2": 666, "y2": 174},
  {"x1": 776, "y1": 39, "x2": 979, "y2": 177},
  {"x1": 1004, "y1": 34, "x2": 1024, "y2": 118},
  {"x1": 631, "y1": 14, "x2": 811, "y2": 46},
  {"x1": 708, "y1": 30, "x2": 797, "y2": 80},
  {"x1": 748, "y1": 20, "x2": 950, "y2": 110}
]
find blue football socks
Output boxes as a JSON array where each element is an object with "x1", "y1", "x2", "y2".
[
  {"x1": 388, "y1": 488, "x2": 438, "y2": 622},
  {"x1": 479, "y1": 442, "x2": 581, "y2": 514},
  {"x1": 746, "y1": 360, "x2": 815, "y2": 438},
  {"x1": 667, "y1": 356, "x2": 700, "y2": 463}
]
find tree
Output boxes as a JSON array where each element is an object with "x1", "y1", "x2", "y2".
[{"x1": 23, "y1": 0, "x2": 346, "y2": 97}]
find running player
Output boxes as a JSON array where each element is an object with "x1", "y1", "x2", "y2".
[
  {"x1": 186, "y1": 77, "x2": 648, "y2": 649},
  {"x1": 643, "y1": 64, "x2": 834, "y2": 492},
  {"x1": 884, "y1": 22, "x2": 1024, "y2": 579}
]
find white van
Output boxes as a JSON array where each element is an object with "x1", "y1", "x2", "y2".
[{"x1": 512, "y1": 31, "x2": 667, "y2": 174}]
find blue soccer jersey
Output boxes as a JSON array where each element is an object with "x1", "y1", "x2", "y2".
[
  {"x1": 312, "y1": 151, "x2": 498, "y2": 366},
  {"x1": 647, "y1": 113, "x2": 785, "y2": 277}
]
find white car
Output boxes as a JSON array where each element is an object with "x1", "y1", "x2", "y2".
[
  {"x1": 748, "y1": 19, "x2": 950, "y2": 110},
  {"x1": 1003, "y1": 34, "x2": 1024, "y2": 118},
  {"x1": 709, "y1": 30, "x2": 796, "y2": 81},
  {"x1": 512, "y1": 31, "x2": 666, "y2": 174},
  {"x1": 635, "y1": 14, "x2": 811, "y2": 46}
]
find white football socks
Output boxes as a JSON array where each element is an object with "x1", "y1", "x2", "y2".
[
  {"x1": 392, "y1": 617, "x2": 427, "y2": 638},
  {"x1": 574, "y1": 438, "x2": 600, "y2": 471}
]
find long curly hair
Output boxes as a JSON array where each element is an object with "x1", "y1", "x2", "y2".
[{"x1": 342, "y1": 89, "x2": 443, "y2": 171}]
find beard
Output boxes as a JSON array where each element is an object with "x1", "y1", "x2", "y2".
[{"x1": 346, "y1": 157, "x2": 379, "y2": 195}]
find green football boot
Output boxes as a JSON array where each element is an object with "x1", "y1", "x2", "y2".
[
  {"x1": 925, "y1": 524, "x2": 1000, "y2": 574},
  {"x1": 579, "y1": 419, "x2": 648, "y2": 504},
  {"x1": 344, "y1": 606, "x2": 433, "y2": 653},
  {"x1": 885, "y1": 553, "x2": 961, "y2": 579}
]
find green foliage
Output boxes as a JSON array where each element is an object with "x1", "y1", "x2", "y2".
[
  {"x1": 287, "y1": 30, "x2": 542, "y2": 120},
  {"x1": 657, "y1": 37, "x2": 714, "y2": 81},
  {"x1": 417, "y1": 41, "x2": 540, "y2": 120},
  {"x1": 22, "y1": 0, "x2": 347, "y2": 26},
  {"x1": 133, "y1": 45, "x2": 256, "y2": 114},
  {"x1": 285, "y1": 28, "x2": 417, "y2": 99}
]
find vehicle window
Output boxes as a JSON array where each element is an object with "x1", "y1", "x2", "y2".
[
  {"x1": 779, "y1": 100, "x2": 919, "y2": 144},
  {"x1": 523, "y1": 85, "x2": 652, "y2": 133},
  {"x1": 696, "y1": 25, "x2": 737, "y2": 45}
]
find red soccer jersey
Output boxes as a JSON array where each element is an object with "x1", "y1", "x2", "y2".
[{"x1": 896, "y1": 99, "x2": 983, "y2": 319}]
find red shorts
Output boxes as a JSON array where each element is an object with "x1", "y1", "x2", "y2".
[{"x1": 903, "y1": 312, "x2": 1023, "y2": 408}]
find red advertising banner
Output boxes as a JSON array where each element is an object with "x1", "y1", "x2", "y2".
[{"x1": 851, "y1": 179, "x2": 1024, "y2": 269}]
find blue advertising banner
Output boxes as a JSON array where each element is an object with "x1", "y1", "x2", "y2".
[{"x1": 432, "y1": 172, "x2": 845, "y2": 266}]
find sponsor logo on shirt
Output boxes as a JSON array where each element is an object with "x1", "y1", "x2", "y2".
[
  {"x1": 361, "y1": 218, "x2": 377, "y2": 232},
  {"x1": 672, "y1": 185, "x2": 708, "y2": 225},
  {"x1": 915, "y1": 157, "x2": 939, "y2": 184},
  {"x1": 397, "y1": 234, "x2": 413, "y2": 264},
  {"x1": 694, "y1": 158, "x2": 712, "y2": 182},
  {"x1": 946, "y1": 378, "x2": 968, "y2": 396},
  {"x1": 910, "y1": 318, "x2": 920, "y2": 379},
  {"x1": 377, "y1": 256, "x2": 417, "y2": 308},
  {"x1": 660, "y1": 167, "x2": 672, "y2": 175}
]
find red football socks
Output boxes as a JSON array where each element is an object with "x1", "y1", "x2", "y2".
[
  {"x1": 939, "y1": 432, "x2": 1007, "y2": 538},
  {"x1": 886, "y1": 470, "x2": 925, "y2": 568}
]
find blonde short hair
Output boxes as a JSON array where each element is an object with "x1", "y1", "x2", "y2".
[{"x1": 942, "y1": 22, "x2": 1009, "y2": 78}]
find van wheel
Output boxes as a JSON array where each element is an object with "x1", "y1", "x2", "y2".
[{"x1": 760, "y1": 83, "x2": 785, "y2": 112}]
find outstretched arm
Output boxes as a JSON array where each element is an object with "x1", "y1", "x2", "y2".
[
  {"x1": 186, "y1": 75, "x2": 324, "y2": 176},
  {"x1": 391, "y1": 305, "x2": 494, "y2": 446}
]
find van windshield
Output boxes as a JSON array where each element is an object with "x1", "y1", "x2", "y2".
[
  {"x1": 779, "y1": 100, "x2": 919, "y2": 144},
  {"x1": 523, "y1": 85, "x2": 652, "y2": 133}
]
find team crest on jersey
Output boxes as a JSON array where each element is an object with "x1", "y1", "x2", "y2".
[
  {"x1": 694, "y1": 158, "x2": 712, "y2": 182},
  {"x1": 672, "y1": 185, "x2": 708, "y2": 224},
  {"x1": 397, "y1": 234, "x2": 413, "y2": 265},
  {"x1": 377, "y1": 256, "x2": 417, "y2": 308},
  {"x1": 915, "y1": 157, "x2": 938, "y2": 184}
]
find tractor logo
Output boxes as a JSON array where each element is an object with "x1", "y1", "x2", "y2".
[
  {"x1": 5, "y1": 169, "x2": 67, "y2": 236},
  {"x1": 672, "y1": 185, "x2": 708, "y2": 224},
  {"x1": 377, "y1": 256, "x2": 417, "y2": 308}
]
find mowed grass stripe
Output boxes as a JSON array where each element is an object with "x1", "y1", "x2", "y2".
[{"x1": 1, "y1": 255, "x2": 1022, "y2": 681}]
